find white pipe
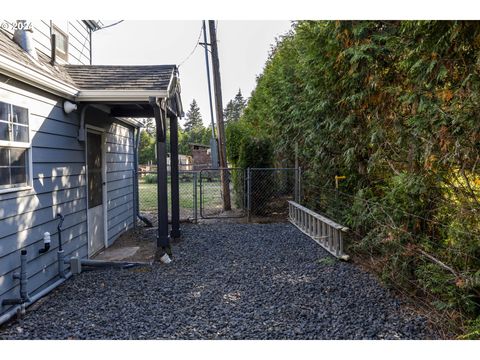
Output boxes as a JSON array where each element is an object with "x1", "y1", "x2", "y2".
[{"x1": 0, "y1": 272, "x2": 72, "y2": 326}]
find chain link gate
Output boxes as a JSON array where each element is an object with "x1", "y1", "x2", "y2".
[
  {"x1": 137, "y1": 170, "x2": 198, "y2": 225},
  {"x1": 138, "y1": 168, "x2": 301, "y2": 223},
  {"x1": 198, "y1": 167, "x2": 300, "y2": 221},
  {"x1": 199, "y1": 168, "x2": 246, "y2": 219}
]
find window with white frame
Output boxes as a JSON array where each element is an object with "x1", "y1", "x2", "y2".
[
  {"x1": 0, "y1": 101, "x2": 31, "y2": 191},
  {"x1": 51, "y1": 24, "x2": 69, "y2": 62}
]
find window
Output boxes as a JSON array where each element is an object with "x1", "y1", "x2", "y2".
[
  {"x1": 0, "y1": 101, "x2": 31, "y2": 191},
  {"x1": 51, "y1": 24, "x2": 68, "y2": 62}
]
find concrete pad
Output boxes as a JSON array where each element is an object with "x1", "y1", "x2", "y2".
[{"x1": 95, "y1": 246, "x2": 140, "y2": 261}]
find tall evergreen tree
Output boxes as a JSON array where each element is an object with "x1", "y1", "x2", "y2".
[
  {"x1": 224, "y1": 89, "x2": 247, "y2": 123},
  {"x1": 183, "y1": 99, "x2": 204, "y2": 132},
  {"x1": 140, "y1": 117, "x2": 155, "y2": 136}
]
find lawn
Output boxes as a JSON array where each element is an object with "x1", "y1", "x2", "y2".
[{"x1": 138, "y1": 178, "x2": 223, "y2": 212}]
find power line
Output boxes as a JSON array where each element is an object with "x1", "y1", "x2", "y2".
[
  {"x1": 178, "y1": 25, "x2": 203, "y2": 68},
  {"x1": 95, "y1": 20, "x2": 124, "y2": 31}
]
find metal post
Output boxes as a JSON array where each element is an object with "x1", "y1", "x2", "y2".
[
  {"x1": 298, "y1": 167, "x2": 302, "y2": 204},
  {"x1": 294, "y1": 169, "x2": 299, "y2": 203},
  {"x1": 199, "y1": 170, "x2": 203, "y2": 218},
  {"x1": 169, "y1": 115, "x2": 181, "y2": 239},
  {"x1": 247, "y1": 167, "x2": 251, "y2": 222},
  {"x1": 193, "y1": 171, "x2": 198, "y2": 223}
]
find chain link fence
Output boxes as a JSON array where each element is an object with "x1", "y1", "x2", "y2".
[
  {"x1": 137, "y1": 170, "x2": 198, "y2": 225},
  {"x1": 200, "y1": 168, "x2": 246, "y2": 218},
  {"x1": 247, "y1": 168, "x2": 300, "y2": 221},
  {"x1": 137, "y1": 168, "x2": 301, "y2": 224}
]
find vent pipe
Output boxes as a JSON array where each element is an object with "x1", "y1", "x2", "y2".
[{"x1": 12, "y1": 20, "x2": 38, "y2": 61}]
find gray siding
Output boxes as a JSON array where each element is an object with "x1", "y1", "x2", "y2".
[
  {"x1": 0, "y1": 20, "x2": 91, "y2": 65},
  {"x1": 67, "y1": 21, "x2": 91, "y2": 65},
  {"x1": 0, "y1": 78, "x2": 137, "y2": 315},
  {"x1": 0, "y1": 76, "x2": 88, "y2": 308},
  {"x1": 84, "y1": 111, "x2": 136, "y2": 246},
  {"x1": 108, "y1": 121, "x2": 135, "y2": 243}
]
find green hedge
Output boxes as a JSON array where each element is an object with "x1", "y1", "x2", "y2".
[{"x1": 240, "y1": 20, "x2": 480, "y2": 336}]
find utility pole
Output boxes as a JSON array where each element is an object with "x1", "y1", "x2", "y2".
[
  {"x1": 208, "y1": 20, "x2": 231, "y2": 211},
  {"x1": 200, "y1": 20, "x2": 219, "y2": 169}
]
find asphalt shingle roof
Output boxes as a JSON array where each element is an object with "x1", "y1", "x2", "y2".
[
  {"x1": 64, "y1": 65, "x2": 175, "y2": 91},
  {"x1": 0, "y1": 29, "x2": 77, "y2": 87},
  {"x1": 0, "y1": 30, "x2": 176, "y2": 93}
]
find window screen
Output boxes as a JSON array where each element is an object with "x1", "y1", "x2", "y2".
[{"x1": 87, "y1": 132, "x2": 103, "y2": 208}]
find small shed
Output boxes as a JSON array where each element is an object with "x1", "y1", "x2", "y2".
[{"x1": 189, "y1": 143, "x2": 211, "y2": 171}]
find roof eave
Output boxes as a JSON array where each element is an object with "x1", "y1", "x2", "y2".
[
  {"x1": 116, "y1": 117, "x2": 144, "y2": 128},
  {"x1": 0, "y1": 53, "x2": 79, "y2": 100}
]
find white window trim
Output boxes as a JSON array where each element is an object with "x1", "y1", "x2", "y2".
[
  {"x1": 0, "y1": 101, "x2": 33, "y2": 194},
  {"x1": 51, "y1": 22, "x2": 69, "y2": 63}
]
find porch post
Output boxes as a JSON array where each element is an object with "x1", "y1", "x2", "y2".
[
  {"x1": 169, "y1": 115, "x2": 181, "y2": 239},
  {"x1": 149, "y1": 97, "x2": 170, "y2": 252}
]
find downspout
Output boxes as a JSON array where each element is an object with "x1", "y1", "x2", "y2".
[
  {"x1": 78, "y1": 104, "x2": 92, "y2": 142},
  {"x1": 134, "y1": 127, "x2": 152, "y2": 227}
]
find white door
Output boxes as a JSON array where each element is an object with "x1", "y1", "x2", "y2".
[{"x1": 86, "y1": 130, "x2": 106, "y2": 256}]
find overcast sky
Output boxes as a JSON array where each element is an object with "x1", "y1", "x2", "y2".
[{"x1": 92, "y1": 20, "x2": 292, "y2": 127}]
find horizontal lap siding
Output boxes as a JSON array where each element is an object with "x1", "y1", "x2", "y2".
[
  {"x1": 31, "y1": 20, "x2": 91, "y2": 65},
  {"x1": 32, "y1": 20, "x2": 51, "y2": 58},
  {"x1": 67, "y1": 21, "x2": 91, "y2": 65},
  {"x1": 0, "y1": 20, "x2": 91, "y2": 64},
  {"x1": 0, "y1": 78, "x2": 87, "y2": 312},
  {"x1": 106, "y1": 122, "x2": 135, "y2": 246}
]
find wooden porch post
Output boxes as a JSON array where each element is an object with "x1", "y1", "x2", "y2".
[{"x1": 149, "y1": 97, "x2": 170, "y2": 252}]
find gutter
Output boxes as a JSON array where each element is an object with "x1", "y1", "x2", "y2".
[{"x1": 76, "y1": 90, "x2": 169, "y2": 102}]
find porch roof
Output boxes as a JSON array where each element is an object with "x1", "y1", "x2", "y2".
[
  {"x1": 0, "y1": 29, "x2": 182, "y2": 115},
  {"x1": 63, "y1": 64, "x2": 178, "y2": 103}
]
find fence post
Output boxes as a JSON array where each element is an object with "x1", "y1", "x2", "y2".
[
  {"x1": 297, "y1": 167, "x2": 302, "y2": 204},
  {"x1": 247, "y1": 167, "x2": 251, "y2": 222},
  {"x1": 132, "y1": 168, "x2": 137, "y2": 229},
  {"x1": 294, "y1": 167, "x2": 299, "y2": 203},
  {"x1": 199, "y1": 170, "x2": 203, "y2": 219},
  {"x1": 193, "y1": 172, "x2": 198, "y2": 223}
]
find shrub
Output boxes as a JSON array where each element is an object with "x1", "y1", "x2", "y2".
[
  {"x1": 143, "y1": 174, "x2": 157, "y2": 184},
  {"x1": 238, "y1": 137, "x2": 274, "y2": 215}
]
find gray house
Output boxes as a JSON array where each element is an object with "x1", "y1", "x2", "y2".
[{"x1": 0, "y1": 20, "x2": 183, "y2": 321}]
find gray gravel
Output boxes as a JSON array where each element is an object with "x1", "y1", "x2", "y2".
[{"x1": 0, "y1": 222, "x2": 436, "y2": 339}]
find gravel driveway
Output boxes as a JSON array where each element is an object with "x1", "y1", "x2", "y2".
[{"x1": 0, "y1": 223, "x2": 436, "y2": 339}]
